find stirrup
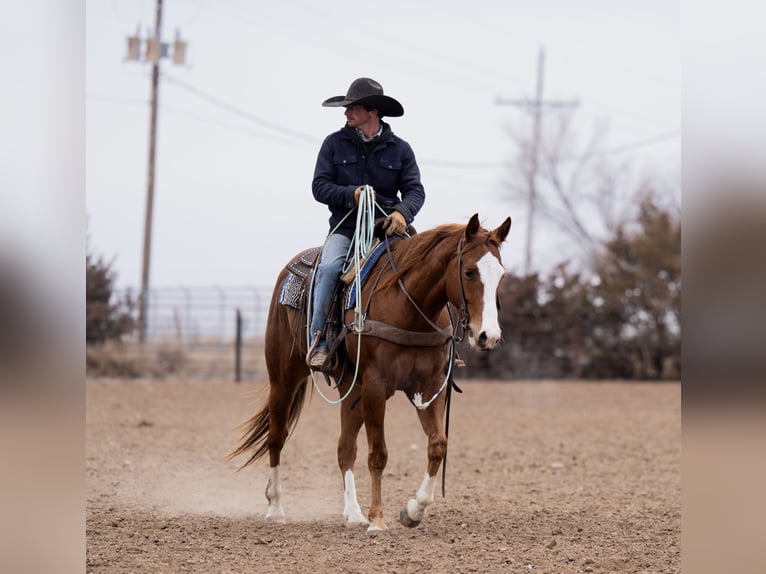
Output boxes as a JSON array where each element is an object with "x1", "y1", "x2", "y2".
[
  {"x1": 308, "y1": 348, "x2": 328, "y2": 369},
  {"x1": 306, "y1": 331, "x2": 323, "y2": 368}
]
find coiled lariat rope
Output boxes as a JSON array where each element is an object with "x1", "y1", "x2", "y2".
[
  {"x1": 306, "y1": 185, "x2": 377, "y2": 405},
  {"x1": 346, "y1": 185, "x2": 377, "y2": 333},
  {"x1": 306, "y1": 188, "x2": 461, "y2": 410}
]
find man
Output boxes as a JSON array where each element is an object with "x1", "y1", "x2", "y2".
[{"x1": 307, "y1": 77, "x2": 425, "y2": 368}]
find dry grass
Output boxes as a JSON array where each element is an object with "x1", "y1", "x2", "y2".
[{"x1": 86, "y1": 337, "x2": 266, "y2": 380}]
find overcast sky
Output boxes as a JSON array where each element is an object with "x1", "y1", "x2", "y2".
[{"x1": 85, "y1": 0, "x2": 681, "y2": 289}]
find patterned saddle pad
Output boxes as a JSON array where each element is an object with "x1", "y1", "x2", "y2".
[
  {"x1": 277, "y1": 246, "x2": 321, "y2": 310},
  {"x1": 277, "y1": 240, "x2": 394, "y2": 312}
]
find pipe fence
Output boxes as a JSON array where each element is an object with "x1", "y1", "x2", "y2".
[
  {"x1": 86, "y1": 284, "x2": 681, "y2": 382},
  {"x1": 86, "y1": 286, "x2": 273, "y2": 381}
]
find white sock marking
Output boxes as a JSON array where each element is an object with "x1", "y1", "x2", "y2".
[
  {"x1": 406, "y1": 472, "x2": 439, "y2": 523},
  {"x1": 343, "y1": 469, "x2": 368, "y2": 525},
  {"x1": 265, "y1": 465, "x2": 285, "y2": 522}
]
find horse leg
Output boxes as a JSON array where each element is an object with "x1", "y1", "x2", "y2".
[
  {"x1": 263, "y1": 362, "x2": 309, "y2": 523},
  {"x1": 362, "y1": 380, "x2": 389, "y2": 533},
  {"x1": 264, "y1": 463, "x2": 285, "y2": 524},
  {"x1": 338, "y1": 382, "x2": 368, "y2": 527},
  {"x1": 399, "y1": 393, "x2": 447, "y2": 528},
  {"x1": 263, "y1": 381, "x2": 291, "y2": 523}
]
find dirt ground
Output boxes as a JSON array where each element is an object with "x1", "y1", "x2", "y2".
[{"x1": 86, "y1": 378, "x2": 680, "y2": 573}]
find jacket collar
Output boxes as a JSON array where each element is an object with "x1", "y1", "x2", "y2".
[{"x1": 341, "y1": 121, "x2": 393, "y2": 144}]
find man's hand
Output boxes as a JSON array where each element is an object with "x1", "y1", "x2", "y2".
[
  {"x1": 383, "y1": 211, "x2": 407, "y2": 236},
  {"x1": 354, "y1": 186, "x2": 375, "y2": 205}
]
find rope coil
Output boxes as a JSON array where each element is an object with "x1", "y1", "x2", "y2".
[{"x1": 307, "y1": 186, "x2": 377, "y2": 404}]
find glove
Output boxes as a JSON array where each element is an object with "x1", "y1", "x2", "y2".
[
  {"x1": 383, "y1": 210, "x2": 407, "y2": 236},
  {"x1": 354, "y1": 186, "x2": 375, "y2": 206}
]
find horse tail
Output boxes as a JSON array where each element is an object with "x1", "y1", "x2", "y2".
[{"x1": 227, "y1": 375, "x2": 310, "y2": 470}]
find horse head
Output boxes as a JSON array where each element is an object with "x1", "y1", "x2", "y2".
[{"x1": 449, "y1": 213, "x2": 512, "y2": 351}]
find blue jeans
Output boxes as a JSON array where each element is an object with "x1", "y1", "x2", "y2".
[{"x1": 309, "y1": 233, "x2": 351, "y2": 343}]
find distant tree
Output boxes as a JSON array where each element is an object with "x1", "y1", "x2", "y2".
[
  {"x1": 86, "y1": 250, "x2": 134, "y2": 344},
  {"x1": 586, "y1": 193, "x2": 681, "y2": 378},
  {"x1": 462, "y1": 190, "x2": 680, "y2": 380},
  {"x1": 504, "y1": 109, "x2": 679, "y2": 272}
]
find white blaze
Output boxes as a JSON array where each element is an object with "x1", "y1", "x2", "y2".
[{"x1": 476, "y1": 252, "x2": 504, "y2": 343}]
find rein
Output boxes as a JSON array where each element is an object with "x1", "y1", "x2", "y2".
[
  {"x1": 354, "y1": 234, "x2": 469, "y2": 411},
  {"x1": 373, "y1": 235, "x2": 470, "y2": 497},
  {"x1": 375, "y1": 234, "x2": 471, "y2": 497}
]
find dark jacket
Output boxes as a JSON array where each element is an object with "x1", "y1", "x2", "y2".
[{"x1": 312, "y1": 122, "x2": 425, "y2": 238}]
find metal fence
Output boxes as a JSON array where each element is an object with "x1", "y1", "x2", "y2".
[
  {"x1": 87, "y1": 286, "x2": 274, "y2": 381},
  {"x1": 87, "y1": 284, "x2": 680, "y2": 382},
  {"x1": 125, "y1": 285, "x2": 273, "y2": 341}
]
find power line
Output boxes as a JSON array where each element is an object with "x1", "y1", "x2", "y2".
[
  {"x1": 159, "y1": 106, "x2": 317, "y2": 148},
  {"x1": 421, "y1": 129, "x2": 680, "y2": 170},
  {"x1": 162, "y1": 74, "x2": 320, "y2": 144},
  {"x1": 87, "y1": 94, "x2": 315, "y2": 147},
  {"x1": 87, "y1": 91, "x2": 679, "y2": 168},
  {"x1": 87, "y1": 93, "x2": 148, "y2": 106},
  {"x1": 562, "y1": 129, "x2": 680, "y2": 160}
]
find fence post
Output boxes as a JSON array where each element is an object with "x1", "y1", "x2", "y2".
[{"x1": 235, "y1": 308, "x2": 243, "y2": 382}]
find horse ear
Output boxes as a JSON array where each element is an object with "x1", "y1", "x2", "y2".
[
  {"x1": 493, "y1": 217, "x2": 512, "y2": 243},
  {"x1": 466, "y1": 213, "x2": 481, "y2": 240}
]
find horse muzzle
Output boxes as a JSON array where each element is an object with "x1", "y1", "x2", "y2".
[{"x1": 467, "y1": 326, "x2": 501, "y2": 351}]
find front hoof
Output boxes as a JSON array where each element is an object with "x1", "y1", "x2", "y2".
[
  {"x1": 366, "y1": 519, "x2": 388, "y2": 534},
  {"x1": 399, "y1": 508, "x2": 421, "y2": 528},
  {"x1": 344, "y1": 512, "x2": 369, "y2": 528}
]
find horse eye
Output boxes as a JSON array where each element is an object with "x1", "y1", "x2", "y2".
[{"x1": 464, "y1": 268, "x2": 476, "y2": 279}]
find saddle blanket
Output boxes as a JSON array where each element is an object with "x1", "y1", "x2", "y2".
[
  {"x1": 344, "y1": 239, "x2": 392, "y2": 309},
  {"x1": 277, "y1": 239, "x2": 394, "y2": 311}
]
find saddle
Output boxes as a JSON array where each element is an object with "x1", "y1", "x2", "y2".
[
  {"x1": 276, "y1": 224, "x2": 418, "y2": 372},
  {"x1": 277, "y1": 247, "x2": 322, "y2": 310},
  {"x1": 277, "y1": 245, "x2": 351, "y2": 374},
  {"x1": 286, "y1": 246, "x2": 321, "y2": 280}
]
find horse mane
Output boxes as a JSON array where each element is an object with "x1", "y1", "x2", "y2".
[{"x1": 376, "y1": 221, "x2": 500, "y2": 293}]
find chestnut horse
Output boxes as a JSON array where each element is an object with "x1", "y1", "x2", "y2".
[{"x1": 229, "y1": 213, "x2": 511, "y2": 532}]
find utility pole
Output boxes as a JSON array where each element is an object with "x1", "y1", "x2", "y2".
[
  {"x1": 496, "y1": 46, "x2": 578, "y2": 274},
  {"x1": 139, "y1": 0, "x2": 163, "y2": 343},
  {"x1": 124, "y1": 0, "x2": 188, "y2": 342}
]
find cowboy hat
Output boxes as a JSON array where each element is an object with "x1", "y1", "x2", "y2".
[{"x1": 322, "y1": 77, "x2": 404, "y2": 117}]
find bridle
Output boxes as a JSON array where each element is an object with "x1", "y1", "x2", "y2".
[
  {"x1": 451, "y1": 235, "x2": 470, "y2": 343},
  {"x1": 380, "y1": 233, "x2": 471, "y2": 344}
]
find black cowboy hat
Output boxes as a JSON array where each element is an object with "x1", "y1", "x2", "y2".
[{"x1": 321, "y1": 77, "x2": 404, "y2": 117}]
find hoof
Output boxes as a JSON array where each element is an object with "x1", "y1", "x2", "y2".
[
  {"x1": 264, "y1": 514, "x2": 286, "y2": 525},
  {"x1": 344, "y1": 513, "x2": 369, "y2": 528},
  {"x1": 399, "y1": 508, "x2": 421, "y2": 528},
  {"x1": 366, "y1": 519, "x2": 388, "y2": 534}
]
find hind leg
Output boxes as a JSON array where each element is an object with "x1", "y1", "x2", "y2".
[
  {"x1": 264, "y1": 464, "x2": 285, "y2": 523},
  {"x1": 263, "y1": 382, "x2": 291, "y2": 523},
  {"x1": 263, "y1": 360, "x2": 309, "y2": 523},
  {"x1": 338, "y1": 382, "x2": 368, "y2": 526}
]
